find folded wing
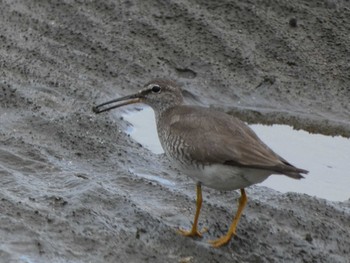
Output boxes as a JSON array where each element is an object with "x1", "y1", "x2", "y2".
[{"x1": 163, "y1": 106, "x2": 308, "y2": 179}]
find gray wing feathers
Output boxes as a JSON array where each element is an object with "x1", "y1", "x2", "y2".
[{"x1": 162, "y1": 106, "x2": 308, "y2": 179}]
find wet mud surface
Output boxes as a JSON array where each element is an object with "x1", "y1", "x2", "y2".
[{"x1": 1, "y1": 1, "x2": 350, "y2": 262}]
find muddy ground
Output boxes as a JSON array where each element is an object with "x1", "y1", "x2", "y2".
[{"x1": 1, "y1": 0, "x2": 350, "y2": 262}]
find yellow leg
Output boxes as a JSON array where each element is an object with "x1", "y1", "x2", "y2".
[
  {"x1": 178, "y1": 183, "x2": 205, "y2": 237},
  {"x1": 209, "y1": 188, "x2": 247, "y2": 248}
]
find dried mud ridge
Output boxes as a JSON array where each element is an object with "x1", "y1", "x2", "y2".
[{"x1": 1, "y1": 1, "x2": 350, "y2": 263}]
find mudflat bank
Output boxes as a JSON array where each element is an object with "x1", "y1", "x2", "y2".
[{"x1": 1, "y1": 1, "x2": 349, "y2": 262}]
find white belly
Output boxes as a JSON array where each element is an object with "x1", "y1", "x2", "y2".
[{"x1": 181, "y1": 164, "x2": 272, "y2": 191}]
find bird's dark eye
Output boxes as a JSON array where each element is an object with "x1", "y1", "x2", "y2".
[{"x1": 151, "y1": 85, "x2": 161, "y2": 93}]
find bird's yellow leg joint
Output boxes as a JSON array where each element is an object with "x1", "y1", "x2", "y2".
[
  {"x1": 209, "y1": 188, "x2": 247, "y2": 248},
  {"x1": 178, "y1": 183, "x2": 207, "y2": 237}
]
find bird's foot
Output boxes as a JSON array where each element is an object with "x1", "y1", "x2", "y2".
[
  {"x1": 208, "y1": 232, "x2": 235, "y2": 248},
  {"x1": 177, "y1": 227, "x2": 208, "y2": 238}
]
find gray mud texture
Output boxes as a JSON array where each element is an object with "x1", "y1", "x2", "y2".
[{"x1": 1, "y1": 1, "x2": 350, "y2": 263}]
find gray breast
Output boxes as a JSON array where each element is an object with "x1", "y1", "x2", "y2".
[
  {"x1": 158, "y1": 127, "x2": 186, "y2": 163},
  {"x1": 157, "y1": 124, "x2": 205, "y2": 171}
]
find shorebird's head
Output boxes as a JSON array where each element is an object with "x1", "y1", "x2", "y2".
[{"x1": 93, "y1": 79, "x2": 184, "y2": 115}]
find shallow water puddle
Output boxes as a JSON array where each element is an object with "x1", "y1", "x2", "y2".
[{"x1": 121, "y1": 107, "x2": 350, "y2": 202}]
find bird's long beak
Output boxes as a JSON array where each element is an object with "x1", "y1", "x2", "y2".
[{"x1": 92, "y1": 93, "x2": 142, "y2": 114}]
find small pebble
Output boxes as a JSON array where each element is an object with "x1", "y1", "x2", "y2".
[
  {"x1": 305, "y1": 233, "x2": 313, "y2": 243},
  {"x1": 289, "y1": 18, "x2": 297, "y2": 27}
]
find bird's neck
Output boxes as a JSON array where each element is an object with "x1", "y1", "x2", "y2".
[{"x1": 154, "y1": 106, "x2": 175, "y2": 126}]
